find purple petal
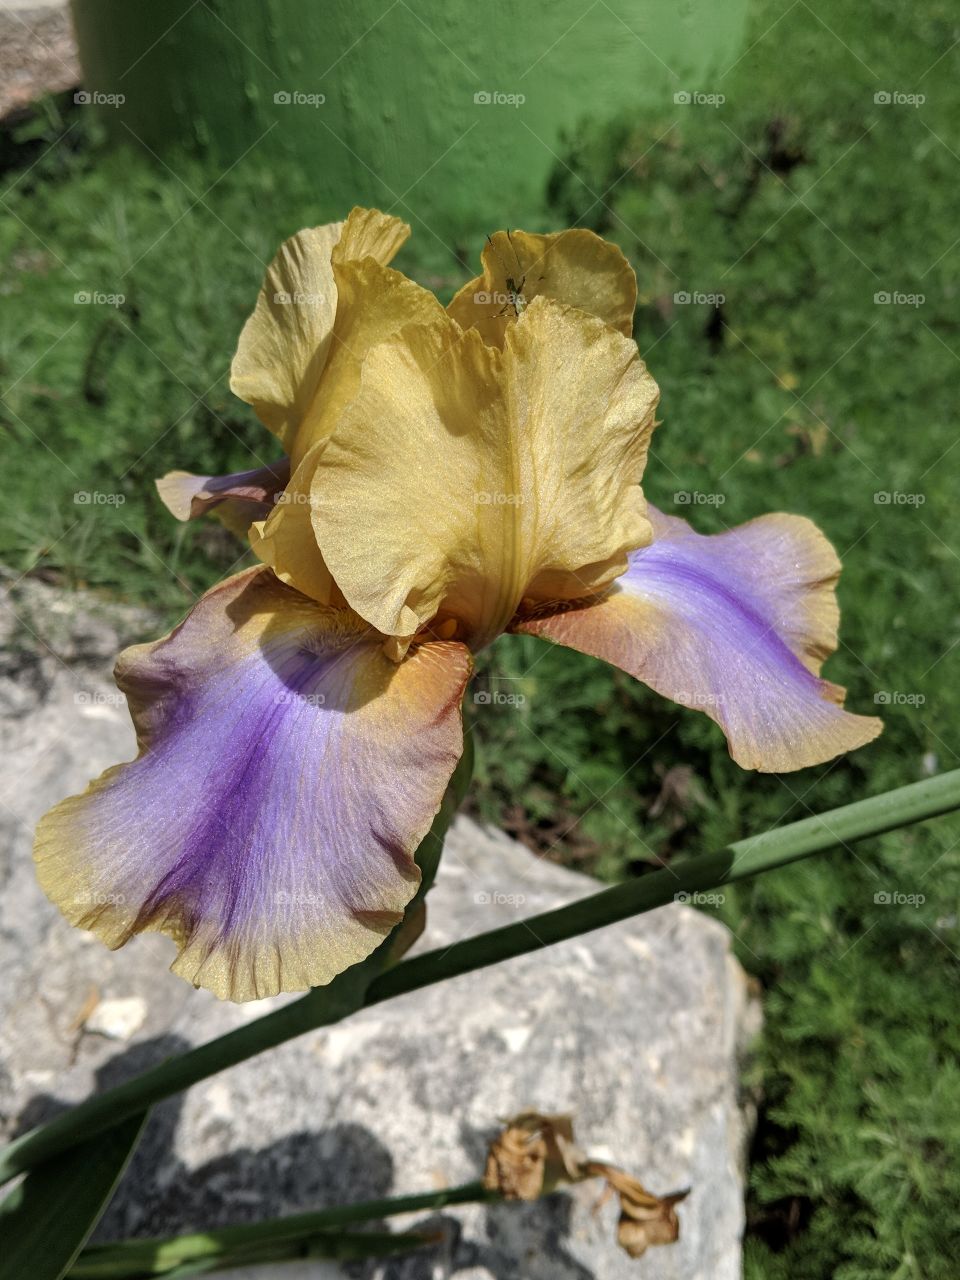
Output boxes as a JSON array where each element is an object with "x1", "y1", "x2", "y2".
[
  {"x1": 35, "y1": 568, "x2": 471, "y2": 1000},
  {"x1": 515, "y1": 506, "x2": 881, "y2": 772},
  {"x1": 156, "y1": 459, "x2": 290, "y2": 536}
]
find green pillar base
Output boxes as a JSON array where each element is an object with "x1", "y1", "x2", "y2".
[{"x1": 71, "y1": 0, "x2": 747, "y2": 244}]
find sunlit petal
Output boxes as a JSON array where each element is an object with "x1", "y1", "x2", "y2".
[
  {"x1": 514, "y1": 506, "x2": 881, "y2": 772},
  {"x1": 35, "y1": 567, "x2": 471, "y2": 1001},
  {"x1": 447, "y1": 227, "x2": 637, "y2": 347},
  {"x1": 229, "y1": 208, "x2": 410, "y2": 454},
  {"x1": 287, "y1": 254, "x2": 445, "y2": 465},
  {"x1": 248, "y1": 449, "x2": 339, "y2": 605},
  {"x1": 311, "y1": 296, "x2": 658, "y2": 649}
]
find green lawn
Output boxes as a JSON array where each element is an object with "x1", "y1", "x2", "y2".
[{"x1": 2, "y1": 1, "x2": 959, "y2": 1275}]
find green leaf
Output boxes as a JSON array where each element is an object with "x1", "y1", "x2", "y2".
[
  {"x1": 71, "y1": 1181, "x2": 490, "y2": 1277},
  {"x1": 72, "y1": 1229, "x2": 435, "y2": 1278},
  {"x1": 0, "y1": 1111, "x2": 146, "y2": 1280}
]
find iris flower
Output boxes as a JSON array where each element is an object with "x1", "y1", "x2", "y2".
[{"x1": 35, "y1": 209, "x2": 881, "y2": 1001}]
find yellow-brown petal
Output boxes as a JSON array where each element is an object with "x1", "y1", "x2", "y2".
[
  {"x1": 447, "y1": 227, "x2": 637, "y2": 348},
  {"x1": 310, "y1": 296, "x2": 659, "y2": 650},
  {"x1": 287, "y1": 255, "x2": 445, "y2": 465},
  {"x1": 247, "y1": 446, "x2": 338, "y2": 605},
  {"x1": 229, "y1": 208, "x2": 410, "y2": 453}
]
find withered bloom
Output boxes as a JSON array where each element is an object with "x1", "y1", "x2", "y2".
[{"x1": 484, "y1": 1111, "x2": 689, "y2": 1260}]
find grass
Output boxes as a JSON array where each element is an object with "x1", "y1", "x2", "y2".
[{"x1": 1, "y1": 0, "x2": 959, "y2": 1275}]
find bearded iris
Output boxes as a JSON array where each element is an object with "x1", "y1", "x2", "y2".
[{"x1": 34, "y1": 209, "x2": 881, "y2": 1002}]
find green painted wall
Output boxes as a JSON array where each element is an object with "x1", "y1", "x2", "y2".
[{"x1": 71, "y1": 0, "x2": 747, "y2": 242}]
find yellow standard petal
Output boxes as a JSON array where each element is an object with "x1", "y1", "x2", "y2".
[
  {"x1": 229, "y1": 207, "x2": 411, "y2": 456},
  {"x1": 447, "y1": 227, "x2": 637, "y2": 348},
  {"x1": 287, "y1": 254, "x2": 446, "y2": 464},
  {"x1": 310, "y1": 295, "x2": 659, "y2": 650},
  {"x1": 249, "y1": 254, "x2": 447, "y2": 601},
  {"x1": 248, "y1": 485, "x2": 339, "y2": 607}
]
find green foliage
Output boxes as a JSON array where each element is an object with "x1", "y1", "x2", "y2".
[
  {"x1": 1, "y1": 0, "x2": 959, "y2": 1274},
  {"x1": 0, "y1": 1111, "x2": 146, "y2": 1280}
]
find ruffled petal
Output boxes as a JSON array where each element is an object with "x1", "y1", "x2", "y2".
[
  {"x1": 34, "y1": 567, "x2": 471, "y2": 1000},
  {"x1": 447, "y1": 227, "x2": 637, "y2": 348},
  {"x1": 229, "y1": 208, "x2": 410, "y2": 454},
  {"x1": 310, "y1": 296, "x2": 658, "y2": 649},
  {"x1": 286, "y1": 255, "x2": 445, "y2": 468},
  {"x1": 246, "y1": 258, "x2": 444, "y2": 599},
  {"x1": 514, "y1": 507, "x2": 882, "y2": 772},
  {"x1": 155, "y1": 459, "x2": 290, "y2": 538},
  {"x1": 331, "y1": 206, "x2": 411, "y2": 267}
]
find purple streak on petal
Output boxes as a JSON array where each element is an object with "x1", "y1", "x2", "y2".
[
  {"x1": 515, "y1": 505, "x2": 880, "y2": 772},
  {"x1": 34, "y1": 568, "x2": 471, "y2": 1000},
  {"x1": 155, "y1": 458, "x2": 290, "y2": 523}
]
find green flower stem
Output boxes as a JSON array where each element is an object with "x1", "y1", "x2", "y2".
[
  {"x1": 369, "y1": 766, "x2": 960, "y2": 1003},
  {"x1": 3, "y1": 769, "x2": 958, "y2": 1186},
  {"x1": 69, "y1": 1180, "x2": 491, "y2": 1277}
]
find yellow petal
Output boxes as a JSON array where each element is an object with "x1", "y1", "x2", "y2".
[
  {"x1": 310, "y1": 296, "x2": 659, "y2": 649},
  {"x1": 229, "y1": 208, "x2": 410, "y2": 452},
  {"x1": 288, "y1": 255, "x2": 445, "y2": 463},
  {"x1": 331, "y1": 205, "x2": 410, "y2": 266},
  {"x1": 447, "y1": 227, "x2": 637, "y2": 348},
  {"x1": 248, "y1": 460, "x2": 337, "y2": 605}
]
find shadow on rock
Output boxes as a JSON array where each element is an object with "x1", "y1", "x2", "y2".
[
  {"x1": 13, "y1": 1035, "x2": 597, "y2": 1278},
  {"x1": 362, "y1": 1194, "x2": 593, "y2": 1280}
]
